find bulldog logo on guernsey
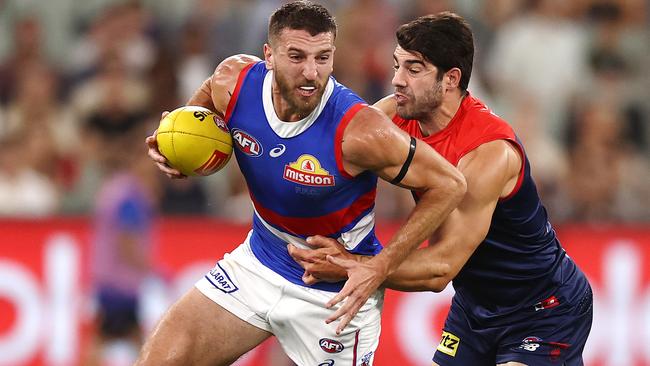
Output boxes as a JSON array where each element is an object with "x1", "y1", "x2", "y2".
[
  {"x1": 232, "y1": 128, "x2": 262, "y2": 157},
  {"x1": 284, "y1": 154, "x2": 335, "y2": 186}
]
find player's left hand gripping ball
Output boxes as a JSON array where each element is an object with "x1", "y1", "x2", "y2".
[{"x1": 156, "y1": 106, "x2": 233, "y2": 176}]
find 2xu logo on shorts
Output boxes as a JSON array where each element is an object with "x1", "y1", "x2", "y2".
[{"x1": 319, "y1": 338, "x2": 344, "y2": 353}]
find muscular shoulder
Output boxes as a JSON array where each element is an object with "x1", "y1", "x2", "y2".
[
  {"x1": 342, "y1": 105, "x2": 410, "y2": 175},
  {"x1": 212, "y1": 54, "x2": 260, "y2": 85},
  {"x1": 210, "y1": 54, "x2": 262, "y2": 114},
  {"x1": 458, "y1": 139, "x2": 522, "y2": 198},
  {"x1": 373, "y1": 95, "x2": 397, "y2": 120},
  {"x1": 344, "y1": 105, "x2": 400, "y2": 146}
]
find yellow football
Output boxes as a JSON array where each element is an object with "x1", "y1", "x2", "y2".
[{"x1": 156, "y1": 106, "x2": 233, "y2": 176}]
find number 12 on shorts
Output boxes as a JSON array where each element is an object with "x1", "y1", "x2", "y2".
[{"x1": 437, "y1": 331, "x2": 460, "y2": 357}]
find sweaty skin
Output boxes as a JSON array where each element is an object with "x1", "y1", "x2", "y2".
[
  {"x1": 145, "y1": 31, "x2": 466, "y2": 337},
  {"x1": 288, "y1": 46, "x2": 522, "y2": 297}
]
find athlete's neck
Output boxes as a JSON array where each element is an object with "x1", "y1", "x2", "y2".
[{"x1": 418, "y1": 91, "x2": 466, "y2": 136}]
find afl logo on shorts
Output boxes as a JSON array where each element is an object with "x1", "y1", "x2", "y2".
[
  {"x1": 319, "y1": 338, "x2": 344, "y2": 353},
  {"x1": 284, "y1": 154, "x2": 335, "y2": 186},
  {"x1": 232, "y1": 128, "x2": 262, "y2": 157}
]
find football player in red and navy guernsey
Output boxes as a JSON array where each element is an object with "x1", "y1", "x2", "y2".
[{"x1": 289, "y1": 12, "x2": 593, "y2": 366}]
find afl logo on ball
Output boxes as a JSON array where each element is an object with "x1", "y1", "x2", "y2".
[
  {"x1": 319, "y1": 338, "x2": 344, "y2": 354},
  {"x1": 213, "y1": 115, "x2": 228, "y2": 132},
  {"x1": 232, "y1": 128, "x2": 262, "y2": 157}
]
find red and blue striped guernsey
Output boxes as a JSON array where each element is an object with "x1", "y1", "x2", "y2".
[{"x1": 224, "y1": 62, "x2": 381, "y2": 292}]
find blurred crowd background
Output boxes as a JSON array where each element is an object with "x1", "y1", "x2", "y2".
[
  {"x1": 0, "y1": 0, "x2": 648, "y2": 365},
  {"x1": 0, "y1": 0, "x2": 648, "y2": 223}
]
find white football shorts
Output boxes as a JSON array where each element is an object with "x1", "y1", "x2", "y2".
[{"x1": 195, "y1": 231, "x2": 384, "y2": 366}]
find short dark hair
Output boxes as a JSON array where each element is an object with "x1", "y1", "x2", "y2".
[
  {"x1": 268, "y1": 1, "x2": 337, "y2": 44},
  {"x1": 396, "y1": 12, "x2": 474, "y2": 90}
]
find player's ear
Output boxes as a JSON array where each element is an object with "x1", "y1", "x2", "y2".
[
  {"x1": 263, "y1": 44, "x2": 273, "y2": 70},
  {"x1": 445, "y1": 68, "x2": 461, "y2": 90}
]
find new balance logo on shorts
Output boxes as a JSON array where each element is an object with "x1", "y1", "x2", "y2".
[
  {"x1": 517, "y1": 336, "x2": 570, "y2": 361},
  {"x1": 519, "y1": 336, "x2": 542, "y2": 352},
  {"x1": 205, "y1": 264, "x2": 238, "y2": 293}
]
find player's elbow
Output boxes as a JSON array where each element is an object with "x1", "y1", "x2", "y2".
[
  {"x1": 429, "y1": 277, "x2": 452, "y2": 293},
  {"x1": 441, "y1": 168, "x2": 467, "y2": 205},
  {"x1": 453, "y1": 169, "x2": 467, "y2": 198}
]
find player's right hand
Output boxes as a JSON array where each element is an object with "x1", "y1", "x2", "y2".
[
  {"x1": 288, "y1": 236, "x2": 360, "y2": 285},
  {"x1": 145, "y1": 111, "x2": 187, "y2": 179}
]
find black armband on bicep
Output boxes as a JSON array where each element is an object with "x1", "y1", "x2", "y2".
[{"x1": 390, "y1": 136, "x2": 416, "y2": 185}]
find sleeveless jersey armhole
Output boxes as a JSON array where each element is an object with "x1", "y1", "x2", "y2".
[
  {"x1": 224, "y1": 62, "x2": 256, "y2": 123},
  {"x1": 499, "y1": 139, "x2": 526, "y2": 202},
  {"x1": 455, "y1": 135, "x2": 525, "y2": 202},
  {"x1": 334, "y1": 103, "x2": 366, "y2": 179}
]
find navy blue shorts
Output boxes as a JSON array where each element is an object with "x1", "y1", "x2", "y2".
[{"x1": 433, "y1": 285, "x2": 593, "y2": 366}]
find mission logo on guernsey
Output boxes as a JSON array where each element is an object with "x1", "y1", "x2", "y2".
[{"x1": 283, "y1": 154, "x2": 335, "y2": 186}]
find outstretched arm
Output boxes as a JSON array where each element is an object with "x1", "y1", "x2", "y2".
[
  {"x1": 325, "y1": 106, "x2": 466, "y2": 334},
  {"x1": 288, "y1": 236, "x2": 450, "y2": 285},
  {"x1": 386, "y1": 139, "x2": 522, "y2": 291},
  {"x1": 290, "y1": 139, "x2": 522, "y2": 293},
  {"x1": 145, "y1": 54, "x2": 261, "y2": 178}
]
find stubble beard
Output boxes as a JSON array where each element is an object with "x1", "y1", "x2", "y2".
[
  {"x1": 397, "y1": 81, "x2": 444, "y2": 121},
  {"x1": 275, "y1": 71, "x2": 324, "y2": 119}
]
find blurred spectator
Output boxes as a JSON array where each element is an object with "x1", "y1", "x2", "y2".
[
  {"x1": 567, "y1": 101, "x2": 621, "y2": 221},
  {"x1": 176, "y1": 21, "x2": 214, "y2": 103},
  {"x1": 0, "y1": 0, "x2": 645, "y2": 223},
  {"x1": 68, "y1": 1, "x2": 156, "y2": 82},
  {"x1": 159, "y1": 179, "x2": 210, "y2": 215},
  {"x1": 63, "y1": 52, "x2": 151, "y2": 213},
  {"x1": 486, "y1": 0, "x2": 589, "y2": 133},
  {"x1": 0, "y1": 131, "x2": 60, "y2": 216},
  {"x1": 70, "y1": 52, "x2": 150, "y2": 120},
  {"x1": 564, "y1": 99, "x2": 648, "y2": 221},
  {"x1": 148, "y1": 46, "x2": 181, "y2": 113},
  {"x1": 333, "y1": 0, "x2": 399, "y2": 102},
  {"x1": 2, "y1": 63, "x2": 80, "y2": 187},
  {"x1": 560, "y1": 0, "x2": 650, "y2": 221},
  {"x1": 460, "y1": 0, "x2": 525, "y2": 102},
  {"x1": 86, "y1": 122, "x2": 160, "y2": 366},
  {"x1": 487, "y1": 0, "x2": 589, "y2": 139},
  {"x1": 485, "y1": 0, "x2": 590, "y2": 208},
  {"x1": 583, "y1": 0, "x2": 649, "y2": 153},
  {"x1": 0, "y1": 16, "x2": 45, "y2": 104}
]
